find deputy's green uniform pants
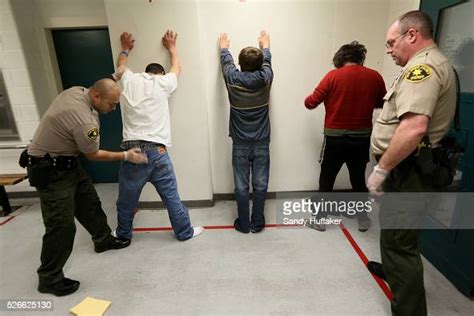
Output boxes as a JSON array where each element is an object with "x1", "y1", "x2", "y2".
[
  {"x1": 31, "y1": 164, "x2": 113, "y2": 286},
  {"x1": 380, "y1": 159, "x2": 437, "y2": 316}
]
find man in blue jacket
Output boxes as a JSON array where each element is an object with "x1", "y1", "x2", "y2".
[{"x1": 219, "y1": 31, "x2": 273, "y2": 234}]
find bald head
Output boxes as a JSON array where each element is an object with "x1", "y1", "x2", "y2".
[
  {"x1": 91, "y1": 78, "x2": 120, "y2": 97},
  {"x1": 89, "y1": 78, "x2": 121, "y2": 113}
]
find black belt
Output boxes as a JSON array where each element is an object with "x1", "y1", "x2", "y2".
[
  {"x1": 28, "y1": 154, "x2": 77, "y2": 170},
  {"x1": 121, "y1": 140, "x2": 166, "y2": 152}
]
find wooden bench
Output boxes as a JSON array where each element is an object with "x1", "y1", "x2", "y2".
[{"x1": 0, "y1": 173, "x2": 28, "y2": 216}]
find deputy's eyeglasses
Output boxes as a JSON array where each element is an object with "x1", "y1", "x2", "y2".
[{"x1": 385, "y1": 30, "x2": 409, "y2": 49}]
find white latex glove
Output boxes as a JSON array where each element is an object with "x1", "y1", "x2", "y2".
[
  {"x1": 367, "y1": 164, "x2": 389, "y2": 196},
  {"x1": 123, "y1": 148, "x2": 148, "y2": 164}
]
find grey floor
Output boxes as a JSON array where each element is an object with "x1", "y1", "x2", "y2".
[{"x1": 0, "y1": 184, "x2": 472, "y2": 315}]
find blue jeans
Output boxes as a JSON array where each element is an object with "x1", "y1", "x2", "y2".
[
  {"x1": 116, "y1": 148, "x2": 194, "y2": 240},
  {"x1": 232, "y1": 142, "x2": 270, "y2": 231}
]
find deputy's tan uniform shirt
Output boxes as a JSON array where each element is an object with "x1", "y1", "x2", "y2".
[
  {"x1": 28, "y1": 87, "x2": 100, "y2": 157},
  {"x1": 371, "y1": 44, "x2": 456, "y2": 156}
]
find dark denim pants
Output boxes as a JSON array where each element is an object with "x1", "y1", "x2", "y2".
[
  {"x1": 116, "y1": 148, "x2": 193, "y2": 241},
  {"x1": 232, "y1": 142, "x2": 270, "y2": 231}
]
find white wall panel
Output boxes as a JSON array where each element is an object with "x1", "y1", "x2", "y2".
[{"x1": 2, "y1": 0, "x2": 425, "y2": 198}]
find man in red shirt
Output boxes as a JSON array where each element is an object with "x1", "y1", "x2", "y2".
[{"x1": 305, "y1": 41, "x2": 386, "y2": 231}]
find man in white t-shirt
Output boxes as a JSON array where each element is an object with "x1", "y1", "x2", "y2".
[{"x1": 113, "y1": 30, "x2": 204, "y2": 241}]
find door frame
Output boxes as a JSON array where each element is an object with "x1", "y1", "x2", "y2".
[
  {"x1": 49, "y1": 27, "x2": 122, "y2": 183},
  {"x1": 38, "y1": 16, "x2": 109, "y2": 112},
  {"x1": 420, "y1": 0, "x2": 465, "y2": 37},
  {"x1": 419, "y1": 0, "x2": 474, "y2": 298}
]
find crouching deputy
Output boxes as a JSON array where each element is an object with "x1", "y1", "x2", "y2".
[{"x1": 19, "y1": 78, "x2": 147, "y2": 296}]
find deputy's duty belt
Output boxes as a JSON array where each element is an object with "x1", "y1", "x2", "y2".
[{"x1": 19, "y1": 150, "x2": 78, "y2": 170}]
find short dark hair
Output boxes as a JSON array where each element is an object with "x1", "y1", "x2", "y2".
[
  {"x1": 332, "y1": 41, "x2": 367, "y2": 68},
  {"x1": 238, "y1": 47, "x2": 263, "y2": 72},
  {"x1": 145, "y1": 63, "x2": 165, "y2": 75},
  {"x1": 398, "y1": 10, "x2": 433, "y2": 39}
]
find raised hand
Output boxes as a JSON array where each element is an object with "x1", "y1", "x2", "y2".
[
  {"x1": 218, "y1": 33, "x2": 230, "y2": 49},
  {"x1": 162, "y1": 30, "x2": 178, "y2": 51},
  {"x1": 258, "y1": 30, "x2": 270, "y2": 49},
  {"x1": 120, "y1": 32, "x2": 135, "y2": 52}
]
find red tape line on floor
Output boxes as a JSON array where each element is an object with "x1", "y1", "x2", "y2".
[
  {"x1": 0, "y1": 216, "x2": 15, "y2": 226},
  {"x1": 133, "y1": 223, "x2": 295, "y2": 232},
  {"x1": 133, "y1": 222, "x2": 393, "y2": 301},
  {"x1": 1, "y1": 207, "x2": 392, "y2": 302},
  {"x1": 339, "y1": 223, "x2": 393, "y2": 301}
]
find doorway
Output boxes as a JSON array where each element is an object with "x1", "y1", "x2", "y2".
[
  {"x1": 419, "y1": 0, "x2": 474, "y2": 298},
  {"x1": 51, "y1": 28, "x2": 122, "y2": 183}
]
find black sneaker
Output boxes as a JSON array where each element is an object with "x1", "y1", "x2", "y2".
[
  {"x1": 94, "y1": 236, "x2": 131, "y2": 253},
  {"x1": 38, "y1": 278, "x2": 80, "y2": 296},
  {"x1": 234, "y1": 219, "x2": 250, "y2": 234},
  {"x1": 367, "y1": 261, "x2": 386, "y2": 280},
  {"x1": 250, "y1": 218, "x2": 265, "y2": 233},
  {"x1": 250, "y1": 226, "x2": 264, "y2": 233}
]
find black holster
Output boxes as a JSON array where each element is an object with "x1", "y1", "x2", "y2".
[
  {"x1": 19, "y1": 150, "x2": 62, "y2": 189},
  {"x1": 414, "y1": 136, "x2": 436, "y2": 176},
  {"x1": 414, "y1": 136, "x2": 464, "y2": 187},
  {"x1": 18, "y1": 149, "x2": 29, "y2": 168},
  {"x1": 432, "y1": 136, "x2": 464, "y2": 187},
  {"x1": 27, "y1": 159, "x2": 55, "y2": 189}
]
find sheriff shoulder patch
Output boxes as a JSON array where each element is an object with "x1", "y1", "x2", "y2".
[
  {"x1": 404, "y1": 64, "x2": 432, "y2": 82},
  {"x1": 87, "y1": 127, "x2": 100, "y2": 142}
]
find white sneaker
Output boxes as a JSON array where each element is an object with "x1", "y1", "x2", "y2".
[{"x1": 192, "y1": 226, "x2": 204, "y2": 238}]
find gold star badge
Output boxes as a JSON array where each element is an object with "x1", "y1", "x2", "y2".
[
  {"x1": 87, "y1": 127, "x2": 100, "y2": 142},
  {"x1": 404, "y1": 64, "x2": 432, "y2": 82}
]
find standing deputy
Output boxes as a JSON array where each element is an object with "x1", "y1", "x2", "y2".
[
  {"x1": 367, "y1": 11, "x2": 456, "y2": 315},
  {"x1": 22, "y1": 78, "x2": 148, "y2": 296}
]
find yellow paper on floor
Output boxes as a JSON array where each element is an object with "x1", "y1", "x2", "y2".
[{"x1": 70, "y1": 297, "x2": 111, "y2": 316}]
